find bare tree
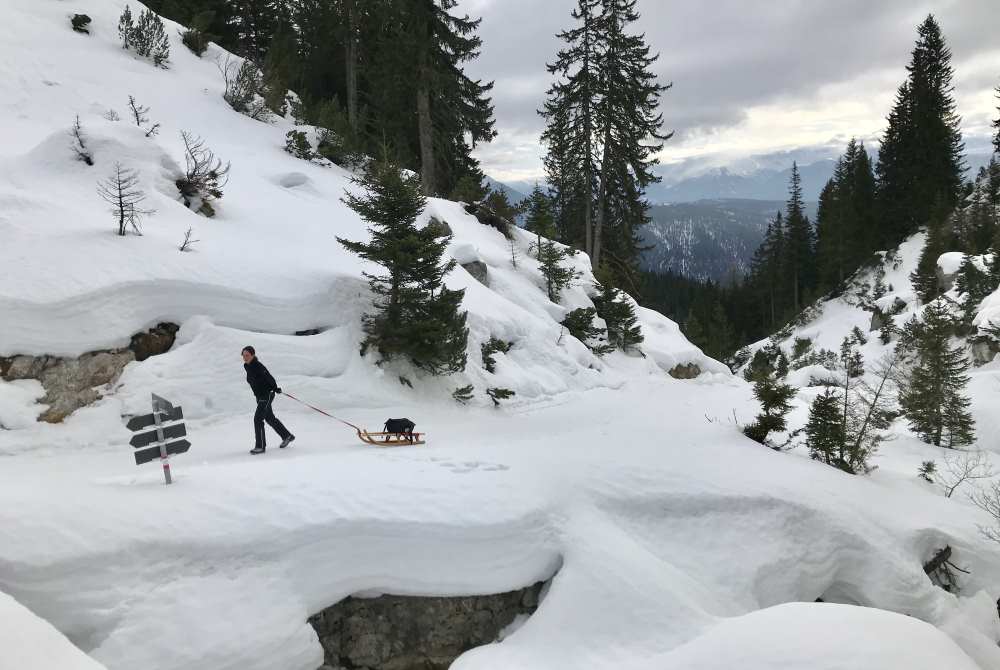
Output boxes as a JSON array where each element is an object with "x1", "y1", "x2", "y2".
[
  {"x1": 216, "y1": 55, "x2": 270, "y2": 121},
  {"x1": 128, "y1": 95, "x2": 159, "y2": 137},
  {"x1": 97, "y1": 162, "x2": 153, "y2": 236},
  {"x1": 103, "y1": 109, "x2": 120, "y2": 122},
  {"x1": 938, "y1": 450, "x2": 994, "y2": 498},
  {"x1": 176, "y1": 131, "x2": 230, "y2": 216},
  {"x1": 179, "y1": 227, "x2": 199, "y2": 252},
  {"x1": 970, "y1": 480, "x2": 1000, "y2": 544},
  {"x1": 70, "y1": 115, "x2": 93, "y2": 166}
]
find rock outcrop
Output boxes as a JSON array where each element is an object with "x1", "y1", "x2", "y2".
[
  {"x1": 309, "y1": 581, "x2": 546, "y2": 670},
  {"x1": 0, "y1": 322, "x2": 178, "y2": 422}
]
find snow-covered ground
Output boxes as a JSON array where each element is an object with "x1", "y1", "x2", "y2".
[{"x1": 2, "y1": 3, "x2": 1000, "y2": 669}]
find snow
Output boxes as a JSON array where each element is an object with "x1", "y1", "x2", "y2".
[
  {"x1": 1, "y1": 3, "x2": 999, "y2": 670},
  {"x1": 939, "y1": 251, "x2": 967, "y2": 277},
  {"x1": 0, "y1": 591, "x2": 108, "y2": 670}
]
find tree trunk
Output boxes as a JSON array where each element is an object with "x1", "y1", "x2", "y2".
[
  {"x1": 582, "y1": 9, "x2": 593, "y2": 259},
  {"x1": 345, "y1": 0, "x2": 358, "y2": 132},
  {"x1": 417, "y1": 82, "x2": 434, "y2": 195},
  {"x1": 592, "y1": 124, "x2": 612, "y2": 269}
]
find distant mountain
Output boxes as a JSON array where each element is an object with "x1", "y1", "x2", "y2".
[
  {"x1": 646, "y1": 160, "x2": 836, "y2": 204},
  {"x1": 484, "y1": 176, "x2": 528, "y2": 205},
  {"x1": 640, "y1": 199, "x2": 818, "y2": 283}
]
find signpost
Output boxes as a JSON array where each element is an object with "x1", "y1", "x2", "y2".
[{"x1": 125, "y1": 393, "x2": 191, "y2": 484}]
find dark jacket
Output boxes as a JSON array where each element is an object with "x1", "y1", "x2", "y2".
[{"x1": 245, "y1": 358, "x2": 279, "y2": 399}]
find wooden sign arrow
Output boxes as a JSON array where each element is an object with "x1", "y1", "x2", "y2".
[
  {"x1": 129, "y1": 422, "x2": 187, "y2": 448},
  {"x1": 125, "y1": 407, "x2": 184, "y2": 432},
  {"x1": 134, "y1": 439, "x2": 192, "y2": 466},
  {"x1": 151, "y1": 393, "x2": 175, "y2": 415}
]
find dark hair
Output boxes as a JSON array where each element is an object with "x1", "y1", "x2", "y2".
[{"x1": 242, "y1": 346, "x2": 255, "y2": 356}]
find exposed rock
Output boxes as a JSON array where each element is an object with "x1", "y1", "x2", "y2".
[
  {"x1": 129, "y1": 322, "x2": 179, "y2": 361},
  {"x1": 1, "y1": 323, "x2": 179, "y2": 423},
  {"x1": 669, "y1": 362, "x2": 701, "y2": 379},
  {"x1": 295, "y1": 328, "x2": 323, "y2": 336},
  {"x1": 309, "y1": 581, "x2": 546, "y2": 670},
  {"x1": 936, "y1": 265, "x2": 956, "y2": 293},
  {"x1": 970, "y1": 338, "x2": 1000, "y2": 366},
  {"x1": 426, "y1": 217, "x2": 453, "y2": 238},
  {"x1": 463, "y1": 203, "x2": 512, "y2": 239},
  {"x1": 462, "y1": 261, "x2": 489, "y2": 285},
  {"x1": 2, "y1": 351, "x2": 134, "y2": 423}
]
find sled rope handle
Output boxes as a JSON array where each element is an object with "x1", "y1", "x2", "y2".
[{"x1": 280, "y1": 391, "x2": 363, "y2": 433}]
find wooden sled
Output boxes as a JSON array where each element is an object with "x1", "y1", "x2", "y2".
[{"x1": 358, "y1": 430, "x2": 426, "y2": 447}]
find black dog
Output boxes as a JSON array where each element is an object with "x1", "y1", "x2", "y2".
[{"x1": 383, "y1": 418, "x2": 416, "y2": 437}]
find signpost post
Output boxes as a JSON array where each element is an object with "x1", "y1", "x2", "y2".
[{"x1": 125, "y1": 393, "x2": 191, "y2": 484}]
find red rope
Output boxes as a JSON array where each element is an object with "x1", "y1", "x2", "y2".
[{"x1": 280, "y1": 392, "x2": 363, "y2": 433}]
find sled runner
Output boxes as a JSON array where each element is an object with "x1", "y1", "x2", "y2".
[{"x1": 358, "y1": 430, "x2": 426, "y2": 447}]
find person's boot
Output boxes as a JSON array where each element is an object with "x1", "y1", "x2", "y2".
[
  {"x1": 279, "y1": 435, "x2": 295, "y2": 449},
  {"x1": 250, "y1": 446, "x2": 265, "y2": 455}
]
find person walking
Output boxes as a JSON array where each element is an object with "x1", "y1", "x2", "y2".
[{"x1": 242, "y1": 346, "x2": 294, "y2": 454}]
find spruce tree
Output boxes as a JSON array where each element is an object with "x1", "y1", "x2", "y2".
[
  {"x1": 541, "y1": 0, "x2": 602, "y2": 255},
  {"x1": 743, "y1": 347, "x2": 796, "y2": 445},
  {"x1": 806, "y1": 390, "x2": 847, "y2": 467},
  {"x1": 900, "y1": 301, "x2": 975, "y2": 447},
  {"x1": 748, "y1": 212, "x2": 785, "y2": 329},
  {"x1": 783, "y1": 163, "x2": 816, "y2": 312},
  {"x1": 338, "y1": 157, "x2": 469, "y2": 374},
  {"x1": 525, "y1": 186, "x2": 580, "y2": 303},
  {"x1": 993, "y1": 84, "x2": 999, "y2": 154},
  {"x1": 875, "y1": 15, "x2": 965, "y2": 246},
  {"x1": 955, "y1": 255, "x2": 993, "y2": 325},
  {"x1": 590, "y1": 0, "x2": 671, "y2": 286},
  {"x1": 814, "y1": 174, "x2": 842, "y2": 290},
  {"x1": 910, "y1": 198, "x2": 951, "y2": 303},
  {"x1": 593, "y1": 282, "x2": 643, "y2": 352},
  {"x1": 407, "y1": 0, "x2": 495, "y2": 195}
]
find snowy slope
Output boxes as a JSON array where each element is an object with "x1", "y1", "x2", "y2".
[
  {"x1": 0, "y1": 591, "x2": 108, "y2": 670},
  {"x1": 1, "y1": 3, "x2": 999, "y2": 670}
]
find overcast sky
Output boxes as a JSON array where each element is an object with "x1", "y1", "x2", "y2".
[{"x1": 456, "y1": 0, "x2": 999, "y2": 183}]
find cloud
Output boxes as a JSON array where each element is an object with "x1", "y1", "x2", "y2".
[{"x1": 459, "y1": 0, "x2": 999, "y2": 182}]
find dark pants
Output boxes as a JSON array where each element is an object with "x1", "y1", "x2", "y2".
[{"x1": 254, "y1": 392, "x2": 291, "y2": 449}]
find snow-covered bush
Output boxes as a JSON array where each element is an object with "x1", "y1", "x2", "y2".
[
  {"x1": 284, "y1": 130, "x2": 315, "y2": 161},
  {"x1": 176, "y1": 131, "x2": 230, "y2": 217},
  {"x1": 217, "y1": 55, "x2": 270, "y2": 121},
  {"x1": 481, "y1": 337, "x2": 512, "y2": 374}
]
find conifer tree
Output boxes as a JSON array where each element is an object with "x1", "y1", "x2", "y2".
[
  {"x1": 806, "y1": 390, "x2": 846, "y2": 466},
  {"x1": 748, "y1": 212, "x2": 785, "y2": 329},
  {"x1": 541, "y1": 0, "x2": 602, "y2": 255},
  {"x1": 524, "y1": 185, "x2": 580, "y2": 303},
  {"x1": 407, "y1": 0, "x2": 495, "y2": 195},
  {"x1": 900, "y1": 301, "x2": 975, "y2": 448},
  {"x1": 955, "y1": 255, "x2": 993, "y2": 325},
  {"x1": 590, "y1": 0, "x2": 671, "y2": 285},
  {"x1": 783, "y1": 163, "x2": 816, "y2": 312},
  {"x1": 338, "y1": 156, "x2": 469, "y2": 374},
  {"x1": 993, "y1": 85, "x2": 1000, "y2": 154},
  {"x1": 910, "y1": 198, "x2": 951, "y2": 303},
  {"x1": 743, "y1": 347, "x2": 796, "y2": 445},
  {"x1": 876, "y1": 15, "x2": 965, "y2": 246},
  {"x1": 592, "y1": 281, "x2": 643, "y2": 352},
  {"x1": 814, "y1": 174, "x2": 842, "y2": 289},
  {"x1": 541, "y1": 100, "x2": 586, "y2": 246}
]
